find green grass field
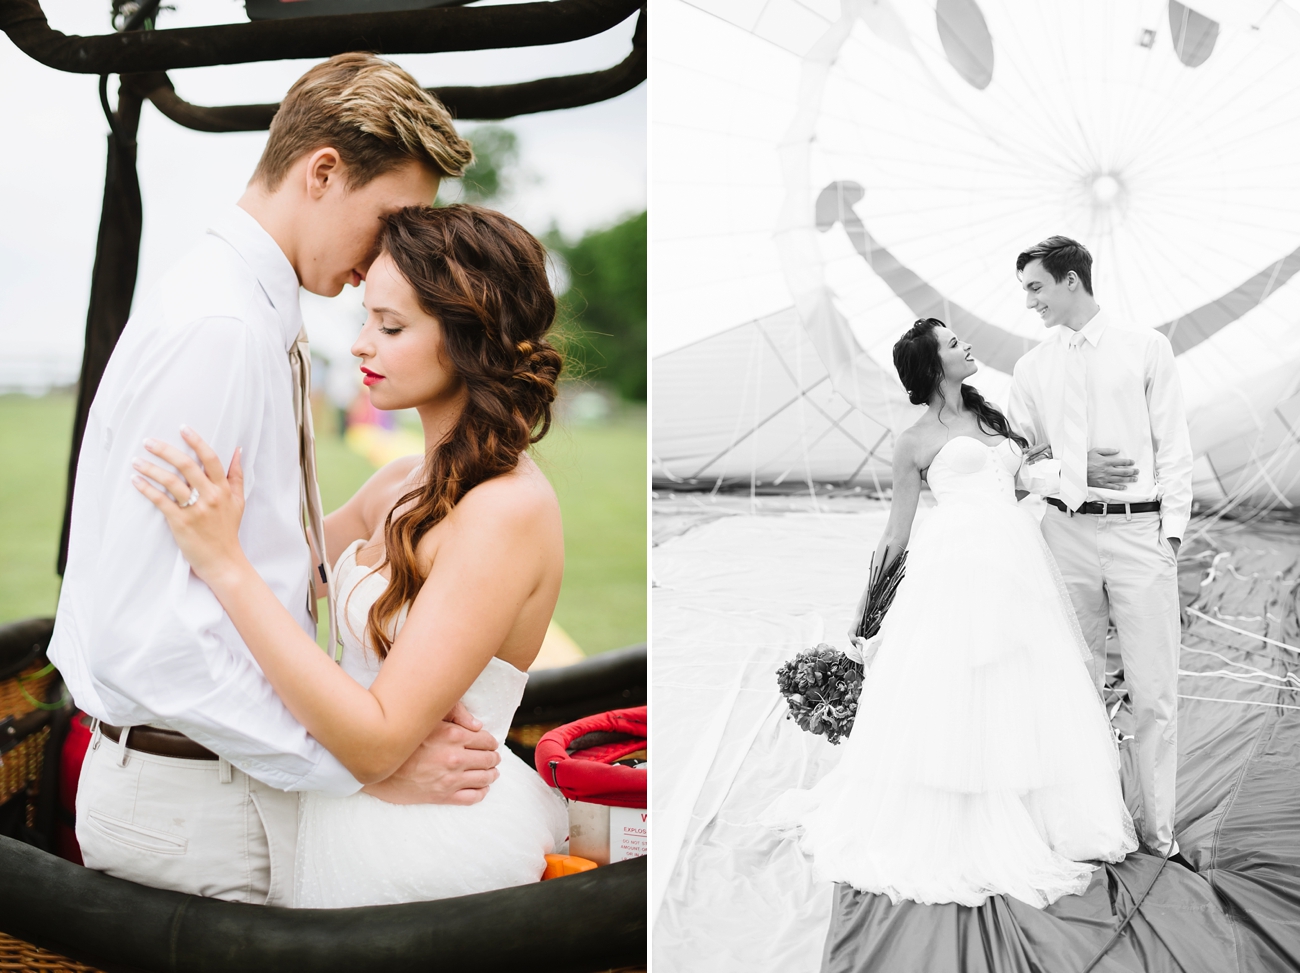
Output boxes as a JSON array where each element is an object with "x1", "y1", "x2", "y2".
[{"x1": 0, "y1": 393, "x2": 645, "y2": 655}]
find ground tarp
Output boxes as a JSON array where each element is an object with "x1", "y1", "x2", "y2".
[{"x1": 652, "y1": 495, "x2": 1300, "y2": 972}]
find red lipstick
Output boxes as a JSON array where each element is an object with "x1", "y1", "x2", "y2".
[{"x1": 361, "y1": 367, "x2": 385, "y2": 387}]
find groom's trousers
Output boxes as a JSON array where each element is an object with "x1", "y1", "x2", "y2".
[
  {"x1": 76, "y1": 723, "x2": 300, "y2": 905},
  {"x1": 1039, "y1": 505, "x2": 1181, "y2": 856}
]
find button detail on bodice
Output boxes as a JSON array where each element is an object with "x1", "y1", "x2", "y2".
[{"x1": 927, "y1": 437, "x2": 1022, "y2": 505}]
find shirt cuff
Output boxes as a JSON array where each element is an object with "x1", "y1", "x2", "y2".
[
  {"x1": 1160, "y1": 511, "x2": 1189, "y2": 544},
  {"x1": 1018, "y1": 458, "x2": 1061, "y2": 496},
  {"x1": 282, "y1": 749, "x2": 363, "y2": 796}
]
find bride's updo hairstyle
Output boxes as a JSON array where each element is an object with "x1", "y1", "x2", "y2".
[
  {"x1": 892, "y1": 318, "x2": 1027, "y2": 449},
  {"x1": 365, "y1": 204, "x2": 562, "y2": 658}
]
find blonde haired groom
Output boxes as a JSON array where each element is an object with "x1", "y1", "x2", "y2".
[
  {"x1": 1007, "y1": 236, "x2": 1195, "y2": 872},
  {"x1": 51, "y1": 53, "x2": 489, "y2": 904}
]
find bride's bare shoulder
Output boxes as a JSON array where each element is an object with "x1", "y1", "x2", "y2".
[
  {"x1": 896, "y1": 419, "x2": 946, "y2": 471},
  {"x1": 453, "y1": 455, "x2": 560, "y2": 531},
  {"x1": 894, "y1": 421, "x2": 930, "y2": 460},
  {"x1": 410, "y1": 455, "x2": 561, "y2": 573}
]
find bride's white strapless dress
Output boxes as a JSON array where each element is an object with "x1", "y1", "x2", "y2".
[
  {"x1": 293, "y1": 540, "x2": 570, "y2": 908},
  {"x1": 765, "y1": 435, "x2": 1137, "y2": 908}
]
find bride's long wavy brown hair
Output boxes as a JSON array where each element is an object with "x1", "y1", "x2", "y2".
[{"x1": 365, "y1": 204, "x2": 562, "y2": 658}]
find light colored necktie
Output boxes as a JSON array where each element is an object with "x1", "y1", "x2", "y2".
[
  {"x1": 1059, "y1": 331, "x2": 1089, "y2": 512},
  {"x1": 289, "y1": 326, "x2": 339, "y2": 661}
]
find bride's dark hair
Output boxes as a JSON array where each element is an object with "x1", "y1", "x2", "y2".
[
  {"x1": 365, "y1": 204, "x2": 562, "y2": 659},
  {"x1": 892, "y1": 318, "x2": 1027, "y2": 449}
]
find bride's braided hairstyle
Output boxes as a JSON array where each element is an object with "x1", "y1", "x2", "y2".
[
  {"x1": 893, "y1": 318, "x2": 1027, "y2": 449},
  {"x1": 365, "y1": 204, "x2": 562, "y2": 658}
]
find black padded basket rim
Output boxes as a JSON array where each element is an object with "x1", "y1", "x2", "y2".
[
  {"x1": 0, "y1": 617, "x2": 55, "y2": 684},
  {"x1": 0, "y1": 836, "x2": 646, "y2": 973},
  {"x1": 516, "y1": 643, "x2": 646, "y2": 724}
]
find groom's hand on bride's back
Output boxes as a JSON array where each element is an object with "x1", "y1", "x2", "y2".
[
  {"x1": 1087, "y1": 447, "x2": 1140, "y2": 489},
  {"x1": 360, "y1": 701, "x2": 501, "y2": 806}
]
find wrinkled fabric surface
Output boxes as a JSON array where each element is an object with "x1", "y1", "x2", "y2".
[{"x1": 652, "y1": 495, "x2": 1300, "y2": 973}]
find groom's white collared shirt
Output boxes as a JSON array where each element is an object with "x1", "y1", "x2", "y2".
[
  {"x1": 1007, "y1": 309, "x2": 1193, "y2": 542},
  {"x1": 49, "y1": 205, "x2": 361, "y2": 797}
]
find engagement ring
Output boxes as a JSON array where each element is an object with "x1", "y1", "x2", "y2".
[{"x1": 178, "y1": 487, "x2": 200, "y2": 508}]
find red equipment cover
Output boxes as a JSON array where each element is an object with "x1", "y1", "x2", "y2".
[
  {"x1": 58, "y1": 711, "x2": 93, "y2": 864},
  {"x1": 534, "y1": 706, "x2": 646, "y2": 809}
]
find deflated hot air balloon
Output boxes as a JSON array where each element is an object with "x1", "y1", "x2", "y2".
[{"x1": 654, "y1": 0, "x2": 1300, "y2": 514}]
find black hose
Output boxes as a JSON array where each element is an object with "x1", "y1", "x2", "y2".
[{"x1": 97, "y1": 74, "x2": 125, "y2": 143}]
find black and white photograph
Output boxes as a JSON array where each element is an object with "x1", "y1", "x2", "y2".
[{"x1": 652, "y1": 1, "x2": 1300, "y2": 970}]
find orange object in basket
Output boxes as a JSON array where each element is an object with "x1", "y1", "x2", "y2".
[{"x1": 542, "y1": 854, "x2": 599, "y2": 880}]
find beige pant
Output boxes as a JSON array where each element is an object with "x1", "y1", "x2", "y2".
[
  {"x1": 76, "y1": 724, "x2": 300, "y2": 905},
  {"x1": 1039, "y1": 505, "x2": 1180, "y2": 855}
]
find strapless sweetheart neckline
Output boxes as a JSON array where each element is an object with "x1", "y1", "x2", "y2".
[
  {"x1": 931, "y1": 434, "x2": 1019, "y2": 465},
  {"x1": 924, "y1": 435, "x2": 1021, "y2": 480}
]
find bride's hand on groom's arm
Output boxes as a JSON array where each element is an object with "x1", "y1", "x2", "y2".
[
  {"x1": 362, "y1": 701, "x2": 502, "y2": 806},
  {"x1": 132, "y1": 426, "x2": 248, "y2": 586}
]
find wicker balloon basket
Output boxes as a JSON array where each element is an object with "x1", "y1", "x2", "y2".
[
  {"x1": 1, "y1": 662, "x2": 57, "y2": 818},
  {"x1": 0, "y1": 932, "x2": 103, "y2": 973},
  {"x1": 0, "y1": 620, "x2": 100, "y2": 973}
]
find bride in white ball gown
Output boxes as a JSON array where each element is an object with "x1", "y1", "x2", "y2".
[
  {"x1": 130, "y1": 204, "x2": 569, "y2": 907},
  {"x1": 767, "y1": 317, "x2": 1137, "y2": 909}
]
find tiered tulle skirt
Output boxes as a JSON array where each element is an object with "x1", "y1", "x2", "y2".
[{"x1": 764, "y1": 496, "x2": 1137, "y2": 908}]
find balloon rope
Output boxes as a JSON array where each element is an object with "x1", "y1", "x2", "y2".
[
  {"x1": 1080, "y1": 851, "x2": 1172, "y2": 973},
  {"x1": 1177, "y1": 693, "x2": 1300, "y2": 712},
  {"x1": 1186, "y1": 607, "x2": 1300, "y2": 655},
  {"x1": 1181, "y1": 670, "x2": 1300, "y2": 690},
  {"x1": 1181, "y1": 645, "x2": 1300, "y2": 685}
]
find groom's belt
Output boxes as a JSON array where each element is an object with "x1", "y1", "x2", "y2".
[
  {"x1": 1047, "y1": 497, "x2": 1162, "y2": 516},
  {"x1": 100, "y1": 723, "x2": 219, "y2": 761}
]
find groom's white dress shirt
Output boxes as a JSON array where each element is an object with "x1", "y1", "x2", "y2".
[
  {"x1": 49, "y1": 206, "x2": 360, "y2": 797},
  {"x1": 1006, "y1": 309, "x2": 1193, "y2": 542}
]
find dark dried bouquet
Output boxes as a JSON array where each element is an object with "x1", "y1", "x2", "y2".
[
  {"x1": 775, "y1": 644, "x2": 864, "y2": 744},
  {"x1": 776, "y1": 547, "x2": 907, "y2": 744}
]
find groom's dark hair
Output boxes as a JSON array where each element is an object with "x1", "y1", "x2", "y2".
[{"x1": 1016, "y1": 236, "x2": 1093, "y2": 295}]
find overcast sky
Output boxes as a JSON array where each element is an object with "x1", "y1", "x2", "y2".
[{"x1": 0, "y1": 0, "x2": 645, "y2": 391}]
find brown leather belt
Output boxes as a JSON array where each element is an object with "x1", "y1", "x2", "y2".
[
  {"x1": 100, "y1": 723, "x2": 219, "y2": 761},
  {"x1": 1046, "y1": 498, "x2": 1162, "y2": 516}
]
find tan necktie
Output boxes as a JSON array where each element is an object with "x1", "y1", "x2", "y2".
[
  {"x1": 1059, "y1": 331, "x2": 1089, "y2": 512},
  {"x1": 289, "y1": 325, "x2": 339, "y2": 661}
]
